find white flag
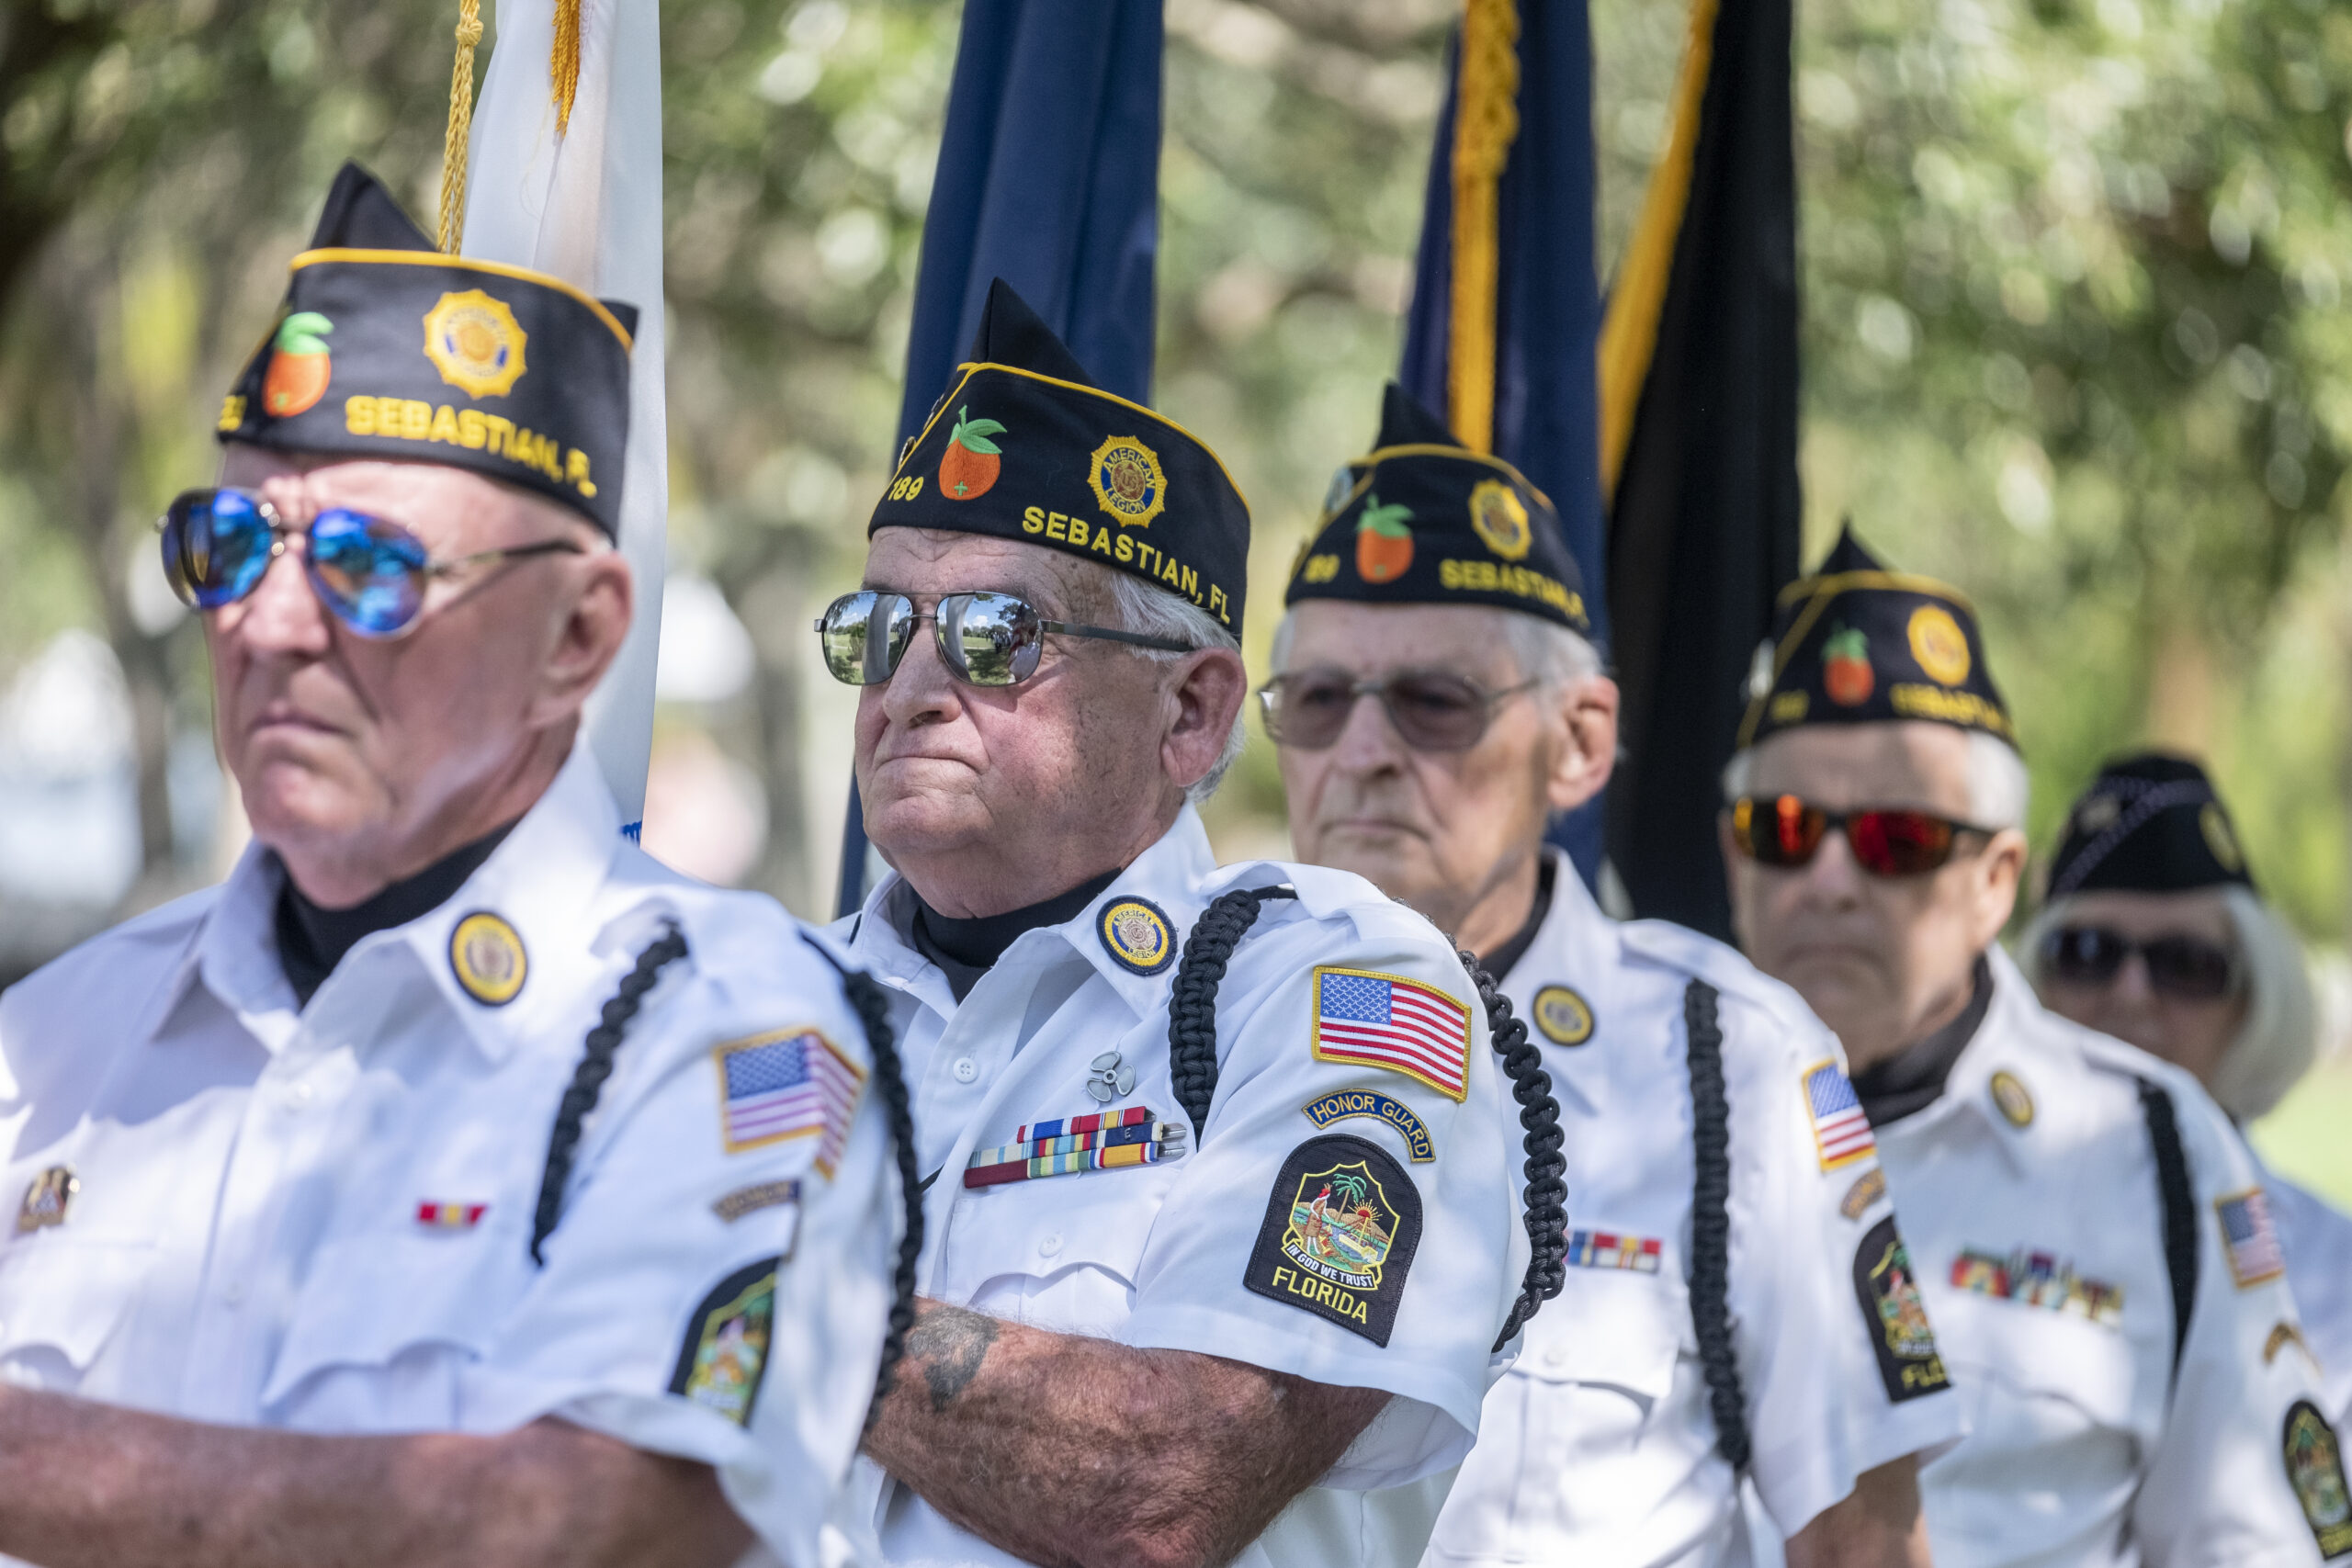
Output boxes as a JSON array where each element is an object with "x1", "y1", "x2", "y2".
[{"x1": 459, "y1": 0, "x2": 666, "y2": 834}]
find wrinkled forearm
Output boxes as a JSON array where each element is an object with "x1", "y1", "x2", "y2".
[
  {"x1": 1784, "y1": 1455, "x2": 1932, "y2": 1568},
  {"x1": 0, "y1": 1388, "x2": 748, "y2": 1568},
  {"x1": 862, "y1": 1297, "x2": 1389, "y2": 1568}
]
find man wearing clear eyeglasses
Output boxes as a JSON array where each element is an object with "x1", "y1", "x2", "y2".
[
  {"x1": 1720, "y1": 528, "x2": 2344, "y2": 1564},
  {"x1": 820, "y1": 282, "x2": 1558, "y2": 1568},
  {"x1": 1267, "y1": 384, "x2": 1958, "y2": 1568},
  {"x1": 0, "y1": 163, "x2": 912, "y2": 1568}
]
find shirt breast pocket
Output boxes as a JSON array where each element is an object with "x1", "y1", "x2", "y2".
[
  {"x1": 1512, "y1": 1264, "x2": 1686, "y2": 1404},
  {"x1": 0, "y1": 1233, "x2": 154, "y2": 1389},
  {"x1": 1928, "y1": 1285, "x2": 2145, "y2": 1514},
  {"x1": 262, "y1": 1218, "x2": 537, "y2": 1429},
  {"x1": 943, "y1": 1162, "x2": 1183, "y2": 1331}
]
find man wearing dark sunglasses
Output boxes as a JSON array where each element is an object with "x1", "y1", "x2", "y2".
[
  {"x1": 2025, "y1": 755, "x2": 2352, "y2": 1431},
  {"x1": 828, "y1": 286, "x2": 1538, "y2": 1568},
  {"x1": 0, "y1": 164, "x2": 911, "y2": 1568},
  {"x1": 1721, "y1": 529, "x2": 2342, "y2": 1563},
  {"x1": 1271, "y1": 385, "x2": 1957, "y2": 1568}
]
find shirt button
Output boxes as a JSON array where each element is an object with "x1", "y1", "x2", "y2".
[
  {"x1": 286, "y1": 1083, "x2": 316, "y2": 1110},
  {"x1": 220, "y1": 1281, "x2": 246, "y2": 1308},
  {"x1": 1038, "y1": 1233, "x2": 1063, "y2": 1258},
  {"x1": 952, "y1": 1057, "x2": 978, "y2": 1084},
  {"x1": 1542, "y1": 1342, "x2": 1568, "y2": 1369}
]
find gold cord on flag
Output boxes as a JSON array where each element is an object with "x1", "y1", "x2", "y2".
[
  {"x1": 438, "y1": 0, "x2": 486, "y2": 254},
  {"x1": 1598, "y1": 0, "x2": 1719, "y2": 502},
  {"x1": 552, "y1": 0, "x2": 583, "y2": 134},
  {"x1": 1449, "y1": 0, "x2": 1521, "y2": 455}
]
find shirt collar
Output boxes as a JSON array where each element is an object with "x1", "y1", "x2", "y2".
[
  {"x1": 1884, "y1": 946, "x2": 2037, "y2": 1153},
  {"x1": 177, "y1": 743, "x2": 623, "y2": 1064}
]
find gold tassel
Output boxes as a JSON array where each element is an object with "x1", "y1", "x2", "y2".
[
  {"x1": 438, "y1": 0, "x2": 486, "y2": 254},
  {"x1": 552, "y1": 0, "x2": 583, "y2": 135},
  {"x1": 1597, "y1": 0, "x2": 1720, "y2": 502},
  {"x1": 1448, "y1": 0, "x2": 1521, "y2": 455}
]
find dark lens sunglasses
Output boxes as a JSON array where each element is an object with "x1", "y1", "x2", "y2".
[
  {"x1": 815, "y1": 589, "x2": 1190, "y2": 688},
  {"x1": 2041, "y1": 927, "x2": 2239, "y2": 1001},
  {"x1": 1730, "y1": 795, "x2": 1996, "y2": 878},
  {"x1": 1257, "y1": 669, "x2": 1539, "y2": 752},
  {"x1": 158, "y1": 487, "x2": 583, "y2": 639}
]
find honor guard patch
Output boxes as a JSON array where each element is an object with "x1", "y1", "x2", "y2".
[
  {"x1": 1246, "y1": 1134, "x2": 1423, "y2": 1346},
  {"x1": 1804, "y1": 1059, "x2": 1878, "y2": 1171},
  {"x1": 1302, "y1": 1089, "x2": 1435, "y2": 1162},
  {"x1": 448, "y1": 910, "x2": 527, "y2": 1006},
  {"x1": 714, "y1": 1029, "x2": 865, "y2": 1173},
  {"x1": 669, "y1": 1258, "x2": 779, "y2": 1427},
  {"x1": 1853, "y1": 1216, "x2": 1949, "y2": 1403},
  {"x1": 712, "y1": 1179, "x2": 801, "y2": 1224},
  {"x1": 1312, "y1": 966, "x2": 1473, "y2": 1100},
  {"x1": 2219, "y1": 1189, "x2": 2287, "y2": 1287},
  {"x1": 15, "y1": 1167, "x2": 76, "y2": 1234},
  {"x1": 1839, "y1": 1168, "x2": 1887, "y2": 1221},
  {"x1": 1989, "y1": 1070, "x2": 2034, "y2": 1128},
  {"x1": 2285, "y1": 1401, "x2": 2352, "y2": 1557},
  {"x1": 1531, "y1": 985, "x2": 1594, "y2": 1046},
  {"x1": 1098, "y1": 898, "x2": 1175, "y2": 976}
]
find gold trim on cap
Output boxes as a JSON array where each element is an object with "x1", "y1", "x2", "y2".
[{"x1": 288, "y1": 249, "x2": 634, "y2": 351}]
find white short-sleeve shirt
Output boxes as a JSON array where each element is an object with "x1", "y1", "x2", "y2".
[
  {"x1": 0, "y1": 746, "x2": 901, "y2": 1568},
  {"x1": 1883, "y1": 948, "x2": 2339, "y2": 1567},
  {"x1": 1423, "y1": 855, "x2": 1962, "y2": 1568},
  {"x1": 2265, "y1": 1174, "x2": 2352, "y2": 1428},
  {"x1": 831, "y1": 807, "x2": 1532, "y2": 1568}
]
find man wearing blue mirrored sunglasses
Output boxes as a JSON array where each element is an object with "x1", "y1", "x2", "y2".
[{"x1": 0, "y1": 163, "x2": 914, "y2": 1568}]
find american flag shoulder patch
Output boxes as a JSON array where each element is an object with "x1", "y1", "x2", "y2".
[
  {"x1": 2218, "y1": 1188, "x2": 2286, "y2": 1287},
  {"x1": 1804, "y1": 1058, "x2": 1877, "y2": 1171},
  {"x1": 1311, "y1": 965, "x2": 1473, "y2": 1101},
  {"x1": 712, "y1": 1027, "x2": 866, "y2": 1176}
]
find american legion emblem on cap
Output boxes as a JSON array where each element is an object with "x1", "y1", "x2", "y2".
[
  {"x1": 1736, "y1": 525, "x2": 2014, "y2": 751},
  {"x1": 1283, "y1": 383, "x2": 1590, "y2": 635},
  {"x1": 872, "y1": 279, "x2": 1251, "y2": 630},
  {"x1": 217, "y1": 162, "x2": 637, "y2": 537}
]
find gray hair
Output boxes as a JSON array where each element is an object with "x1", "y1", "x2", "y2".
[
  {"x1": 1267, "y1": 606, "x2": 1604, "y2": 694},
  {"x1": 1102, "y1": 569, "x2": 1248, "y2": 805},
  {"x1": 2018, "y1": 884, "x2": 2318, "y2": 1122},
  {"x1": 1719, "y1": 728, "x2": 2030, "y2": 832}
]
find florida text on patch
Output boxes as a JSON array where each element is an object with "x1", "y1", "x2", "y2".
[
  {"x1": 2218, "y1": 1189, "x2": 2287, "y2": 1287},
  {"x1": 1302, "y1": 1089, "x2": 1435, "y2": 1162},
  {"x1": 1804, "y1": 1059, "x2": 1877, "y2": 1171},
  {"x1": 1311, "y1": 966, "x2": 1472, "y2": 1100},
  {"x1": 1245, "y1": 1134, "x2": 1423, "y2": 1346},
  {"x1": 713, "y1": 1028, "x2": 865, "y2": 1173}
]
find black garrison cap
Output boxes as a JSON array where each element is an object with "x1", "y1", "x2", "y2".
[
  {"x1": 869, "y1": 279, "x2": 1252, "y2": 631},
  {"x1": 2048, "y1": 752, "x2": 2255, "y2": 897},
  {"x1": 1282, "y1": 383, "x2": 1589, "y2": 634},
  {"x1": 1736, "y1": 525, "x2": 2015, "y2": 750},
  {"x1": 217, "y1": 162, "x2": 637, "y2": 536}
]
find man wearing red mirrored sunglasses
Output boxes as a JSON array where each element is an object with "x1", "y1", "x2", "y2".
[{"x1": 1722, "y1": 528, "x2": 2342, "y2": 1564}]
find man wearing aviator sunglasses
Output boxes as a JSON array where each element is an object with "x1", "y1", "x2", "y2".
[
  {"x1": 1721, "y1": 529, "x2": 2339, "y2": 1562},
  {"x1": 0, "y1": 164, "x2": 913, "y2": 1568},
  {"x1": 1272, "y1": 385, "x2": 1959, "y2": 1568}
]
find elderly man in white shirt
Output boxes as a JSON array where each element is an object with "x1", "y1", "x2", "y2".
[
  {"x1": 1264, "y1": 383, "x2": 1960, "y2": 1568},
  {"x1": 0, "y1": 164, "x2": 911, "y2": 1568},
  {"x1": 1722, "y1": 528, "x2": 2345, "y2": 1566},
  {"x1": 825, "y1": 286, "x2": 1560, "y2": 1568}
]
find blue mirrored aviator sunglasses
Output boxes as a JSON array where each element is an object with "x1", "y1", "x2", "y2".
[{"x1": 158, "y1": 487, "x2": 584, "y2": 639}]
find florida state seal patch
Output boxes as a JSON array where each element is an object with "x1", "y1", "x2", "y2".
[{"x1": 1245, "y1": 1134, "x2": 1422, "y2": 1347}]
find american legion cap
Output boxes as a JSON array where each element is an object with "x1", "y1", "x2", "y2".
[
  {"x1": 217, "y1": 162, "x2": 637, "y2": 536},
  {"x1": 869, "y1": 279, "x2": 1251, "y2": 632},
  {"x1": 1283, "y1": 383, "x2": 1591, "y2": 636},
  {"x1": 1736, "y1": 525, "x2": 2014, "y2": 750},
  {"x1": 2048, "y1": 752, "x2": 2256, "y2": 898}
]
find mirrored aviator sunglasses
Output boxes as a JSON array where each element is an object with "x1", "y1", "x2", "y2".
[
  {"x1": 814, "y1": 589, "x2": 1190, "y2": 688},
  {"x1": 159, "y1": 487, "x2": 582, "y2": 638},
  {"x1": 1730, "y1": 795, "x2": 1990, "y2": 878}
]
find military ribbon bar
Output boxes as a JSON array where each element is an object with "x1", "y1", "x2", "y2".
[
  {"x1": 1564, "y1": 1228, "x2": 1663, "y2": 1273},
  {"x1": 964, "y1": 1111, "x2": 1188, "y2": 1188}
]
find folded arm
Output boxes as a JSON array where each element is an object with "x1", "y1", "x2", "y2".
[
  {"x1": 1784, "y1": 1456, "x2": 1933, "y2": 1568},
  {"x1": 862, "y1": 1297, "x2": 1391, "y2": 1568},
  {"x1": 0, "y1": 1388, "x2": 750, "y2": 1568}
]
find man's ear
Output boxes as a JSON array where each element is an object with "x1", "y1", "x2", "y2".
[
  {"x1": 1163, "y1": 645, "x2": 1248, "y2": 793},
  {"x1": 1972, "y1": 825, "x2": 2029, "y2": 947},
  {"x1": 529, "y1": 543, "x2": 634, "y2": 727},
  {"x1": 1545, "y1": 674, "x2": 1620, "y2": 814}
]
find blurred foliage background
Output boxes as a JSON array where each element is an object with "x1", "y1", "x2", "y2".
[{"x1": 3, "y1": 0, "x2": 2349, "y2": 1184}]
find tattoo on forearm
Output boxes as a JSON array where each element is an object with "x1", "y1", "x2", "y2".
[{"x1": 906, "y1": 1308, "x2": 1000, "y2": 1414}]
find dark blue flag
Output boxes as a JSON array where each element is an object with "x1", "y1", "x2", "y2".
[
  {"x1": 839, "y1": 0, "x2": 1165, "y2": 916},
  {"x1": 1400, "y1": 2, "x2": 1610, "y2": 887}
]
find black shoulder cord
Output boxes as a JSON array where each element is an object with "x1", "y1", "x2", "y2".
[
  {"x1": 530, "y1": 920, "x2": 691, "y2": 1265},
  {"x1": 1682, "y1": 979, "x2": 1751, "y2": 1471},
  {"x1": 2137, "y1": 1077, "x2": 2198, "y2": 1385},
  {"x1": 1164, "y1": 887, "x2": 1570, "y2": 1352}
]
